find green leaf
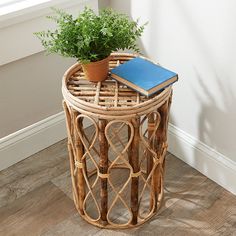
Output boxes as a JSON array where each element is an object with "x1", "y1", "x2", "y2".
[{"x1": 34, "y1": 7, "x2": 147, "y2": 62}]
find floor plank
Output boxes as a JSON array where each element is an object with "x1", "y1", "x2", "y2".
[
  {"x1": 0, "y1": 182, "x2": 76, "y2": 236},
  {"x1": 0, "y1": 140, "x2": 69, "y2": 208},
  {"x1": 41, "y1": 213, "x2": 101, "y2": 236},
  {"x1": 161, "y1": 154, "x2": 207, "y2": 212},
  {"x1": 51, "y1": 170, "x2": 73, "y2": 200}
]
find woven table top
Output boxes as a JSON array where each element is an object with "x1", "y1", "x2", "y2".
[{"x1": 62, "y1": 53, "x2": 172, "y2": 119}]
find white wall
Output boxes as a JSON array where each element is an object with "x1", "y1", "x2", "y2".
[
  {"x1": 0, "y1": 0, "x2": 98, "y2": 138},
  {"x1": 110, "y1": 0, "x2": 236, "y2": 162},
  {"x1": 0, "y1": 52, "x2": 75, "y2": 138}
]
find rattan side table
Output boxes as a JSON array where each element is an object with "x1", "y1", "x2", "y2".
[{"x1": 62, "y1": 53, "x2": 172, "y2": 229}]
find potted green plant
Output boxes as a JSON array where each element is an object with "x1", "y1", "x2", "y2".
[{"x1": 35, "y1": 7, "x2": 146, "y2": 82}]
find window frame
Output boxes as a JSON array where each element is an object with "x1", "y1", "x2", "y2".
[
  {"x1": 0, "y1": 0, "x2": 92, "y2": 28},
  {"x1": 0, "y1": 0, "x2": 98, "y2": 66}
]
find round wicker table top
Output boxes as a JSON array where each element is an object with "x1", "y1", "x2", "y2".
[{"x1": 62, "y1": 53, "x2": 172, "y2": 120}]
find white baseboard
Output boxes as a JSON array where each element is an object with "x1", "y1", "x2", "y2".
[
  {"x1": 0, "y1": 112, "x2": 67, "y2": 171},
  {"x1": 168, "y1": 123, "x2": 236, "y2": 195}
]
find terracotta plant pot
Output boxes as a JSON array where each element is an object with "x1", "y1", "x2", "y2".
[{"x1": 81, "y1": 56, "x2": 110, "y2": 82}]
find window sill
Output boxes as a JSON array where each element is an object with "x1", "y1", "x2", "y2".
[
  {"x1": 0, "y1": 0, "x2": 98, "y2": 66},
  {"x1": 0, "y1": 0, "x2": 92, "y2": 28}
]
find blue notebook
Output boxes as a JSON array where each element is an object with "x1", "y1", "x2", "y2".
[{"x1": 111, "y1": 57, "x2": 178, "y2": 96}]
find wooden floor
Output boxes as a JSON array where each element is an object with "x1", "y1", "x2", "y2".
[{"x1": 0, "y1": 137, "x2": 236, "y2": 235}]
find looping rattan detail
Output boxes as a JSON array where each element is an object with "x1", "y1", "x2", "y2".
[
  {"x1": 62, "y1": 53, "x2": 173, "y2": 229},
  {"x1": 130, "y1": 170, "x2": 142, "y2": 178},
  {"x1": 74, "y1": 161, "x2": 84, "y2": 176},
  {"x1": 97, "y1": 172, "x2": 109, "y2": 179},
  {"x1": 75, "y1": 161, "x2": 83, "y2": 168}
]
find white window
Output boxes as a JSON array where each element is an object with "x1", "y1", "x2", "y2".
[{"x1": 0, "y1": 1, "x2": 23, "y2": 8}]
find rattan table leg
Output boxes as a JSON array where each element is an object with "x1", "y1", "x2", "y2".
[
  {"x1": 129, "y1": 117, "x2": 140, "y2": 225},
  {"x1": 153, "y1": 101, "x2": 169, "y2": 211},
  {"x1": 147, "y1": 113, "x2": 155, "y2": 211},
  {"x1": 98, "y1": 119, "x2": 109, "y2": 225},
  {"x1": 73, "y1": 110, "x2": 86, "y2": 215},
  {"x1": 63, "y1": 102, "x2": 80, "y2": 210}
]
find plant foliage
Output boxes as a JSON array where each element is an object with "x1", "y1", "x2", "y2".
[{"x1": 35, "y1": 7, "x2": 146, "y2": 63}]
